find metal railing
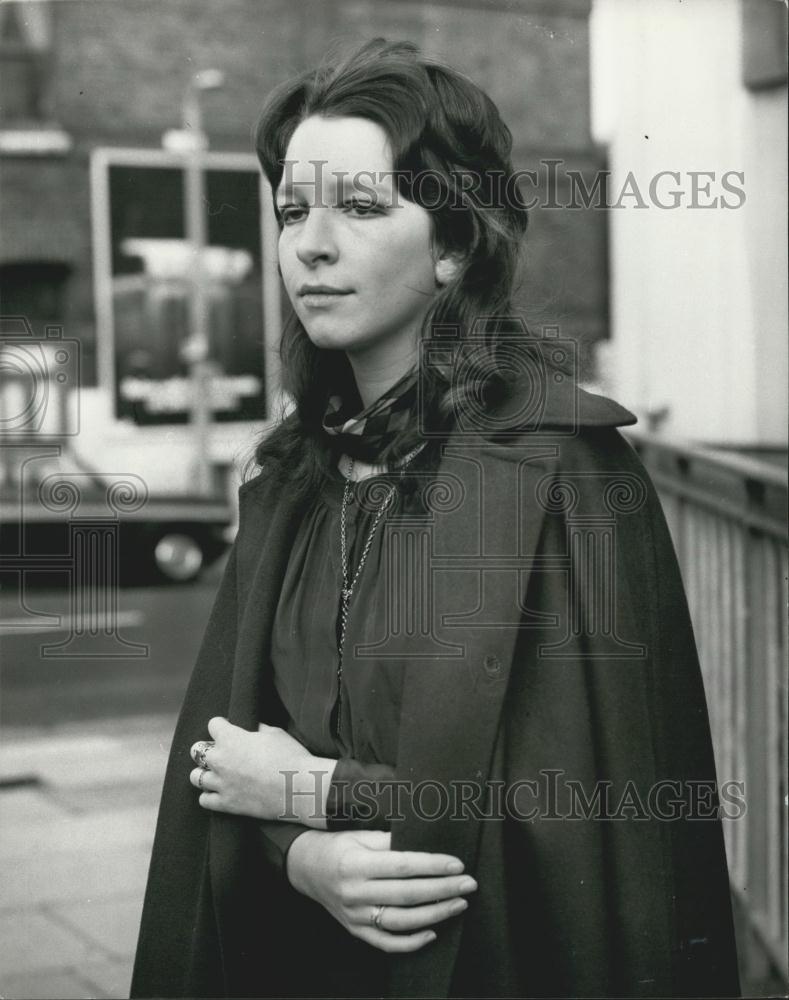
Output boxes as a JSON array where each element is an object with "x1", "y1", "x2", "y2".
[{"x1": 627, "y1": 431, "x2": 788, "y2": 983}]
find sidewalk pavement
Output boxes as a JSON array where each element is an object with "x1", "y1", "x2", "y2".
[{"x1": 0, "y1": 713, "x2": 175, "y2": 1000}]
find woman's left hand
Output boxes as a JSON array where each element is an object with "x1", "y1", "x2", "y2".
[{"x1": 189, "y1": 717, "x2": 337, "y2": 825}]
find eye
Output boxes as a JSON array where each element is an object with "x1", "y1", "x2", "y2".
[
  {"x1": 279, "y1": 203, "x2": 307, "y2": 225},
  {"x1": 341, "y1": 197, "x2": 383, "y2": 217}
]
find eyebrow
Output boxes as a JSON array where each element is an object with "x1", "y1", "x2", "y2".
[{"x1": 275, "y1": 174, "x2": 392, "y2": 201}]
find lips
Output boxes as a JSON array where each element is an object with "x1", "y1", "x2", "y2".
[
  {"x1": 298, "y1": 285, "x2": 354, "y2": 309},
  {"x1": 298, "y1": 285, "x2": 353, "y2": 297}
]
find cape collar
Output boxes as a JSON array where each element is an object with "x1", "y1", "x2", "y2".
[{"x1": 486, "y1": 372, "x2": 637, "y2": 431}]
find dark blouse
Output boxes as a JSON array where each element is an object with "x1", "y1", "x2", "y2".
[{"x1": 271, "y1": 459, "x2": 410, "y2": 764}]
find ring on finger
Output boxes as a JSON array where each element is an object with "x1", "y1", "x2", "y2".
[
  {"x1": 371, "y1": 904, "x2": 386, "y2": 930},
  {"x1": 197, "y1": 769, "x2": 207, "y2": 790},
  {"x1": 190, "y1": 740, "x2": 215, "y2": 769}
]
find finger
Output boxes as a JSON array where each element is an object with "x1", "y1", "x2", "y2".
[
  {"x1": 198, "y1": 791, "x2": 222, "y2": 811},
  {"x1": 189, "y1": 740, "x2": 215, "y2": 767},
  {"x1": 356, "y1": 874, "x2": 478, "y2": 907},
  {"x1": 353, "y1": 925, "x2": 436, "y2": 954},
  {"x1": 256, "y1": 722, "x2": 280, "y2": 734},
  {"x1": 359, "y1": 849, "x2": 466, "y2": 879},
  {"x1": 189, "y1": 767, "x2": 220, "y2": 792},
  {"x1": 369, "y1": 897, "x2": 469, "y2": 933},
  {"x1": 207, "y1": 716, "x2": 231, "y2": 739},
  {"x1": 353, "y1": 830, "x2": 391, "y2": 851}
]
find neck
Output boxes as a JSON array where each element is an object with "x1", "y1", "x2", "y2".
[{"x1": 345, "y1": 339, "x2": 419, "y2": 409}]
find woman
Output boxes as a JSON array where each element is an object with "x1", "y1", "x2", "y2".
[{"x1": 131, "y1": 39, "x2": 740, "y2": 999}]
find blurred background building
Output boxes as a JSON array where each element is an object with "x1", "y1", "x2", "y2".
[
  {"x1": 0, "y1": 1, "x2": 786, "y2": 997},
  {"x1": 591, "y1": 0, "x2": 787, "y2": 454}
]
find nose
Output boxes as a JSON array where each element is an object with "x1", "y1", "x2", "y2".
[{"x1": 295, "y1": 207, "x2": 338, "y2": 267}]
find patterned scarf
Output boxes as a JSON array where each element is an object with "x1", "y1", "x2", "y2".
[{"x1": 322, "y1": 366, "x2": 419, "y2": 462}]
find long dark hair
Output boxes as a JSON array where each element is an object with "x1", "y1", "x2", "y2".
[{"x1": 246, "y1": 37, "x2": 532, "y2": 506}]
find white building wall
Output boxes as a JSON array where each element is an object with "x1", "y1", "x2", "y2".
[{"x1": 590, "y1": 0, "x2": 787, "y2": 446}]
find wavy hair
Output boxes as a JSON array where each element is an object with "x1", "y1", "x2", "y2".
[{"x1": 246, "y1": 37, "x2": 532, "y2": 505}]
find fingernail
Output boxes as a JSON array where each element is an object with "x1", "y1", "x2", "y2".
[
  {"x1": 452, "y1": 899, "x2": 469, "y2": 913},
  {"x1": 460, "y1": 877, "x2": 477, "y2": 891},
  {"x1": 425, "y1": 931, "x2": 437, "y2": 942},
  {"x1": 445, "y1": 860, "x2": 464, "y2": 874}
]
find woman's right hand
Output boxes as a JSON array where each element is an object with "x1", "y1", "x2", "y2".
[{"x1": 285, "y1": 828, "x2": 477, "y2": 953}]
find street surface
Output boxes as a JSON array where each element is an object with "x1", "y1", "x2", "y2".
[{"x1": 1, "y1": 556, "x2": 226, "y2": 729}]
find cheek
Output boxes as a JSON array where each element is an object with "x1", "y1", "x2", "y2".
[
  {"x1": 368, "y1": 229, "x2": 435, "y2": 297},
  {"x1": 397, "y1": 218, "x2": 436, "y2": 279},
  {"x1": 277, "y1": 236, "x2": 291, "y2": 273},
  {"x1": 277, "y1": 238, "x2": 300, "y2": 300}
]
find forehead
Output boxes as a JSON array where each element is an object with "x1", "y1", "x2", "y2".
[{"x1": 279, "y1": 115, "x2": 394, "y2": 192}]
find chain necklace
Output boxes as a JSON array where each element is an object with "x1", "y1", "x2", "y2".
[{"x1": 335, "y1": 442, "x2": 425, "y2": 737}]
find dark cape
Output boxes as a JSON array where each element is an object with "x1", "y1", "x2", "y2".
[{"x1": 130, "y1": 376, "x2": 740, "y2": 999}]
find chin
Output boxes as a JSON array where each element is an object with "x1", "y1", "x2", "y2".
[
  {"x1": 302, "y1": 327, "x2": 358, "y2": 351},
  {"x1": 301, "y1": 321, "x2": 372, "y2": 352},
  {"x1": 305, "y1": 336, "x2": 345, "y2": 352}
]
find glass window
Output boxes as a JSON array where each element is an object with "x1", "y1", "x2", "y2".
[{"x1": 107, "y1": 163, "x2": 266, "y2": 425}]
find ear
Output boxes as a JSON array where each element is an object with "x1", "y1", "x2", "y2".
[{"x1": 434, "y1": 251, "x2": 463, "y2": 287}]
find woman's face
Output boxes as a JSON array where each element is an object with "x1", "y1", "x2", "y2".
[{"x1": 276, "y1": 115, "x2": 444, "y2": 362}]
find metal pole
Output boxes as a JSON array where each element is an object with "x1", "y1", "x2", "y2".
[{"x1": 182, "y1": 82, "x2": 213, "y2": 497}]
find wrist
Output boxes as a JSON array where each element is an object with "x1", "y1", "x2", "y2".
[{"x1": 284, "y1": 828, "x2": 324, "y2": 894}]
